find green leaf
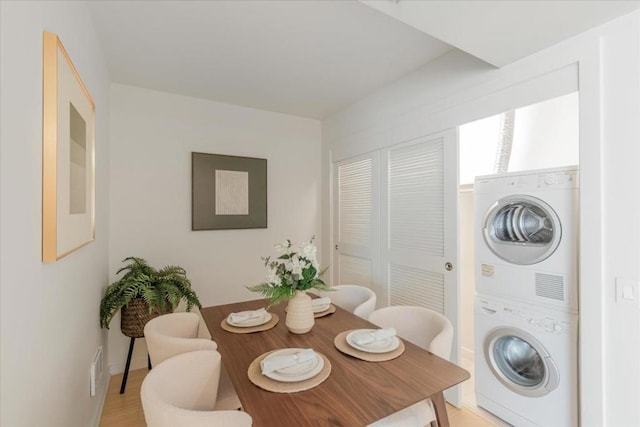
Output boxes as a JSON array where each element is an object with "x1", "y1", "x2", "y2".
[{"x1": 99, "y1": 257, "x2": 202, "y2": 329}]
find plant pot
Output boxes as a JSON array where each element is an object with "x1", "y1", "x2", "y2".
[
  {"x1": 120, "y1": 297, "x2": 170, "y2": 338},
  {"x1": 285, "y1": 290, "x2": 315, "y2": 334}
]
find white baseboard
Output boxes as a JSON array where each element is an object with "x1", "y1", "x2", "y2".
[{"x1": 90, "y1": 373, "x2": 110, "y2": 427}]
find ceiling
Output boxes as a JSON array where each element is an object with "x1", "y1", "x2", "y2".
[
  {"x1": 88, "y1": 1, "x2": 639, "y2": 119},
  {"x1": 362, "y1": 0, "x2": 640, "y2": 68}
]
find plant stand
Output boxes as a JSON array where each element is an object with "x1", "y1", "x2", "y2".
[
  {"x1": 118, "y1": 298, "x2": 167, "y2": 394},
  {"x1": 119, "y1": 336, "x2": 152, "y2": 394}
]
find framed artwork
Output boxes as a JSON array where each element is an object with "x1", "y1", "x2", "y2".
[
  {"x1": 42, "y1": 31, "x2": 95, "y2": 262},
  {"x1": 192, "y1": 152, "x2": 267, "y2": 230}
]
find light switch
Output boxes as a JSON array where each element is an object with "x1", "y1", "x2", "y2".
[{"x1": 616, "y1": 278, "x2": 639, "y2": 305}]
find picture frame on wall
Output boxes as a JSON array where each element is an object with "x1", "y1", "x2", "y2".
[
  {"x1": 192, "y1": 152, "x2": 267, "y2": 230},
  {"x1": 42, "y1": 31, "x2": 95, "y2": 263}
]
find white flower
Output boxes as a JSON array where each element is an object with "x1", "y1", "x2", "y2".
[
  {"x1": 264, "y1": 266, "x2": 279, "y2": 285},
  {"x1": 274, "y1": 240, "x2": 292, "y2": 254},
  {"x1": 287, "y1": 256, "x2": 304, "y2": 278},
  {"x1": 300, "y1": 242, "x2": 318, "y2": 266},
  {"x1": 252, "y1": 237, "x2": 325, "y2": 299}
]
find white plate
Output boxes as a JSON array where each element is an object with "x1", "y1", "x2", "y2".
[
  {"x1": 263, "y1": 348, "x2": 324, "y2": 383},
  {"x1": 346, "y1": 329, "x2": 400, "y2": 354},
  {"x1": 313, "y1": 304, "x2": 330, "y2": 313},
  {"x1": 226, "y1": 312, "x2": 272, "y2": 328}
]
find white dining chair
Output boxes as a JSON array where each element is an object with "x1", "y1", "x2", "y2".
[
  {"x1": 144, "y1": 312, "x2": 242, "y2": 410},
  {"x1": 367, "y1": 305, "x2": 454, "y2": 427},
  {"x1": 317, "y1": 284, "x2": 377, "y2": 319},
  {"x1": 141, "y1": 350, "x2": 252, "y2": 427}
]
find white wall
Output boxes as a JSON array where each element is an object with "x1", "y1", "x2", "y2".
[
  {"x1": 0, "y1": 2, "x2": 110, "y2": 426},
  {"x1": 458, "y1": 92, "x2": 579, "y2": 184},
  {"x1": 510, "y1": 92, "x2": 579, "y2": 171},
  {"x1": 108, "y1": 84, "x2": 321, "y2": 373},
  {"x1": 322, "y1": 11, "x2": 640, "y2": 427}
]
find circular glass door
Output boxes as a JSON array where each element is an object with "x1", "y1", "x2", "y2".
[
  {"x1": 484, "y1": 327, "x2": 559, "y2": 397},
  {"x1": 483, "y1": 195, "x2": 562, "y2": 265}
]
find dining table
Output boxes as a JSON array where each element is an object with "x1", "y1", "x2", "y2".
[{"x1": 201, "y1": 298, "x2": 470, "y2": 427}]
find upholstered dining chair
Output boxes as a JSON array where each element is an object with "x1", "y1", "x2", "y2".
[
  {"x1": 317, "y1": 284, "x2": 377, "y2": 319},
  {"x1": 366, "y1": 306, "x2": 454, "y2": 427},
  {"x1": 144, "y1": 312, "x2": 241, "y2": 410},
  {"x1": 141, "y1": 350, "x2": 252, "y2": 427}
]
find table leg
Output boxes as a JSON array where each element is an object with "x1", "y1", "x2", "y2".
[{"x1": 431, "y1": 391, "x2": 449, "y2": 427}]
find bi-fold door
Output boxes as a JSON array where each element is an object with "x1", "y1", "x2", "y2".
[{"x1": 332, "y1": 128, "x2": 460, "y2": 405}]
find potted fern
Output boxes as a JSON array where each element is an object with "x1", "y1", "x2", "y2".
[{"x1": 100, "y1": 257, "x2": 202, "y2": 337}]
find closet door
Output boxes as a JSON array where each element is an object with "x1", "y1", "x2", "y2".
[
  {"x1": 332, "y1": 153, "x2": 379, "y2": 293},
  {"x1": 381, "y1": 129, "x2": 460, "y2": 404}
]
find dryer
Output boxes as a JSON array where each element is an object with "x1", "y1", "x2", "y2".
[
  {"x1": 475, "y1": 166, "x2": 579, "y2": 313},
  {"x1": 475, "y1": 295, "x2": 579, "y2": 427}
]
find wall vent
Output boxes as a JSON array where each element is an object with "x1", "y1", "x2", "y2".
[{"x1": 535, "y1": 273, "x2": 565, "y2": 301}]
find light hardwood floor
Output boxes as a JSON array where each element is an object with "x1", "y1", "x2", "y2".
[{"x1": 100, "y1": 368, "x2": 500, "y2": 427}]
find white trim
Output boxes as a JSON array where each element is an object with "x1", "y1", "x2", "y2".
[
  {"x1": 576, "y1": 41, "x2": 604, "y2": 427},
  {"x1": 90, "y1": 373, "x2": 110, "y2": 427}
]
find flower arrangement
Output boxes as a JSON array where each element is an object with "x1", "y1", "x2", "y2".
[{"x1": 248, "y1": 237, "x2": 330, "y2": 307}]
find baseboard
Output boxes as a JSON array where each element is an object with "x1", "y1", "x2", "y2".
[{"x1": 90, "y1": 373, "x2": 110, "y2": 427}]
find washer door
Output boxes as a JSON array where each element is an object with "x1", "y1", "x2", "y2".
[
  {"x1": 484, "y1": 327, "x2": 560, "y2": 397},
  {"x1": 483, "y1": 195, "x2": 561, "y2": 265}
]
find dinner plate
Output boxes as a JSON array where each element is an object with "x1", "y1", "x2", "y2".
[
  {"x1": 313, "y1": 303, "x2": 331, "y2": 313},
  {"x1": 346, "y1": 329, "x2": 400, "y2": 354},
  {"x1": 263, "y1": 348, "x2": 324, "y2": 383},
  {"x1": 226, "y1": 312, "x2": 272, "y2": 328}
]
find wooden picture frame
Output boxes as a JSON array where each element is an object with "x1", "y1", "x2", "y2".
[
  {"x1": 192, "y1": 152, "x2": 267, "y2": 230},
  {"x1": 42, "y1": 31, "x2": 95, "y2": 262}
]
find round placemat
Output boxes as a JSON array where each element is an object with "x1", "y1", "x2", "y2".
[
  {"x1": 334, "y1": 330, "x2": 405, "y2": 362},
  {"x1": 248, "y1": 350, "x2": 332, "y2": 393},
  {"x1": 314, "y1": 304, "x2": 336, "y2": 318},
  {"x1": 285, "y1": 304, "x2": 337, "y2": 318},
  {"x1": 220, "y1": 313, "x2": 279, "y2": 334}
]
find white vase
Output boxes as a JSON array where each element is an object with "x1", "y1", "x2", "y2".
[{"x1": 285, "y1": 290, "x2": 315, "y2": 334}]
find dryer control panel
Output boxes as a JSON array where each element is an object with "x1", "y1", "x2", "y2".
[{"x1": 475, "y1": 166, "x2": 579, "y2": 193}]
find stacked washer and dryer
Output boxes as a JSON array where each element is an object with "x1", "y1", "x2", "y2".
[{"x1": 473, "y1": 166, "x2": 579, "y2": 427}]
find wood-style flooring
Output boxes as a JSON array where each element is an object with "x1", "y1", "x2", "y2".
[{"x1": 100, "y1": 368, "x2": 501, "y2": 427}]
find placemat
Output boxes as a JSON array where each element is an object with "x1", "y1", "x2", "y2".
[
  {"x1": 248, "y1": 350, "x2": 331, "y2": 393},
  {"x1": 334, "y1": 329, "x2": 405, "y2": 362},
  {"x1": 285, "y1": 304, "x2": 337, "y2": 318},
  {"x1": 220, "y1": 313, "x2": 279, "y2": 334},
  {"x1": 314, "y1": 304, "x2": 336, "y2": 318}
]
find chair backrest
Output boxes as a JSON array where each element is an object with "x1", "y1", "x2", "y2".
[
  {"x1": 141, "y1": 350, "x2": 252, "y2": 427},
  {"x1": 368, "y1": 306, "x2": 454, "y2": 360},
  {"x1": 319, "y1": 285, "x2": 377, "y2": 319},
  {"x1": 144, "y1": 312, "x2": 217, "y2": 367}
]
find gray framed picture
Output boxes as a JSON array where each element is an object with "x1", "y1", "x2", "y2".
[{"x1": 192, "y1": 152, "x2": 267, "y2": 230}]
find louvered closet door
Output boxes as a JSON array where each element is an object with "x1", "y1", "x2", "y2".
[
  {"x1": 332, "y1": 154, "x2": 379, "y2": 294},
  {"x1": 381, "y1": 129, "x2": 460, "y2": 405}
]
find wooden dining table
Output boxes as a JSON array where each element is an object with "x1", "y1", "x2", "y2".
[{"x1": 201, "y1": 298, "x2": 470, "y2": 427}]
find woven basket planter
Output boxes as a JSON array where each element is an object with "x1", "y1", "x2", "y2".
[{"x1": 120, "y1": 298, "x2": 170, "y2": 338}]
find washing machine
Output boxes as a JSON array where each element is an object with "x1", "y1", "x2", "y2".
[
  {"x1": 475, "y1": 166, "x2": 579, "y2": 313},
  {"x1": 475, "y1": 295, "x2": 579, "y2": 427}
]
